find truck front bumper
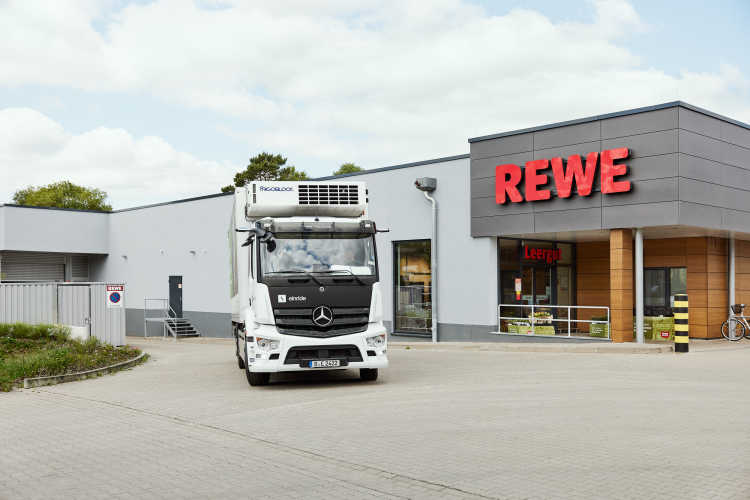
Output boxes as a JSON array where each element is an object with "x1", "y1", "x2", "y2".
[{"x1": 245, "y1": 323, "x2": 389, "y2": 373}]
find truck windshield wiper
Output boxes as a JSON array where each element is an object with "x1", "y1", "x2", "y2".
[
  {"x1": 266, "y1": 269, "x2": 323, "y2": 286},
  {"x1": 314, "y1": 269, "x2": 367, "y2": 286}
]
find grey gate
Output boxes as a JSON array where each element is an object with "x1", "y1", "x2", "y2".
[
  {"x1": 0, "y1": 282, "x2": 126, "y2": 346},
  {"x1": 57, "y1": 284, "x2": 91, "y2": 334}
]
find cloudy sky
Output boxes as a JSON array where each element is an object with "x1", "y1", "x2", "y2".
[{"x1": 1, "y1": 0, "x2": 748, "y2": 208}]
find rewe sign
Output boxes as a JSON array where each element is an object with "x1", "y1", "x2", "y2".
[{"x1": 495, "y1": 147, "x2": 631, "y2": 204}]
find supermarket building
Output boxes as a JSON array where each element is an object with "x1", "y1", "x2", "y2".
[{"x1": 2, "y1": 101, "x2": 750, "y2": 342}]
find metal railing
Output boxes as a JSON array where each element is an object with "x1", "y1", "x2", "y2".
[
  {"x1": 144, "y1": 298, "x2": 179, "y2": 340},
  {"x1": 493, "y1": 304, "x2": 610, "y2": 340}
]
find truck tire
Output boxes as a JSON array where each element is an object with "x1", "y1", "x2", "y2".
[
  {"x1": 360, "y1": 368, "x2": 378, "y2": 382},
  {"x1": 246, "y1": 370, "x2": 270, "y2": 386}
]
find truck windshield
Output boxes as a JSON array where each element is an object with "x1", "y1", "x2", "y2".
[{"x1": 261, "y1": 233, "x2": 376, "y2": 276}]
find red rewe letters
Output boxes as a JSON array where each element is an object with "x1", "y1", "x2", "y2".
[
  {"x1": 495, "y1": 164, "x2": 523, "y2": 204},
  {"x1": 524, "y1": 159, "x2": 551, "y2": 201},
  {"x1": 494, "y1": 148, "x2": 631, "y2": 204},
  {"x1": 600, "y1": 147, "x2": 631, "y2": 194},
  {"x1": 550, "y1": 152, "x2": 598, "y2": 198}
]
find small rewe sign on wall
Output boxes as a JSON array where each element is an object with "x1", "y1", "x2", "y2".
[
  {"x1": 495, "y1": 147, "x2": 631, "y2": 204},
  {"x1": 106, "y1": 285, "x2": 124, "y2": 308}
]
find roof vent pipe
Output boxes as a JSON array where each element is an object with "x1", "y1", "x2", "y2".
[{"x1": 415, "y1": 177, "x2": 437, "y2": 343}]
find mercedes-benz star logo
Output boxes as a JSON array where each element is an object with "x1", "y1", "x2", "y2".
[{"x1": 312, "y1": 306, "x2": 333, "y2": 327}]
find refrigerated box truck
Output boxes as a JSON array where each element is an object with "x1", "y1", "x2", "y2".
[{"x1": 229, "y1": 181, "x2": 389, "y2": 386}]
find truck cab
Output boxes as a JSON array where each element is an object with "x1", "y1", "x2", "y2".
[{"x1": 229, "y1": 181, "x2": 388, "y2": 386}]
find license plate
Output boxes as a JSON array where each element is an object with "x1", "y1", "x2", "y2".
[{"x1": 309, "y1": 360, "x2": 340, "y2": 368}]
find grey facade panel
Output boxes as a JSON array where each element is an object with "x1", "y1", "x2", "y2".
[
  {"x1": 471, "y1": 152, "x2": 533, "y2": 179},
  {"x1": 627, "y1": 154, "x2": 678, "y2": 181},
  {"x1": 601, "y1": 129, "x2": 678, "y2": 158},
  {"x1": 533, "y1": 121, "x2": 600, "y2": 150},
  {"x1": 601, "y1": 108, "x2": 677, "y2": 139},
  {"x1": 534, "y1": 208, "x2": 601, "y2": 233},
  {"x1": 532, "y1": 141, "x2": 602, "y2": 161},
  {"x1": 721, "y1": 208, "x2": 750, "y2": 233},
  {"x1": 678, "y1": 178, "x2": 738, "y2": 210},
  {"x1": 471, "y1": 196, "x2": 532, "y2": 217},
  {"x1": 470, "y1": 133, "x2": 533, "y2": 160},
  {"x1": 602, "y1": 178, "x2": 677, "y2": 207},
  {"x1": 722, "y1": 163, "x2": 750, "y2": 192},
  {"x1": 678, "y1": 107, "x2": 722, "y2": 138},
  {"x1": 677, "y1": 202, "x2": 723, "y2": 229},
  {"x1": 602, "y1": 202, "x2": 678, "y2": 228},
  {"x1": 470, "y1": 177, "x2": 496, "y2": 199},
  {"x1": 678, "y1": 153, "x2": 724, "y2": 185},
  {"x1": 721, "y1": 122, "x2": 750, "y2": 150},
  {"x1": 471, "y1": 213, "x2": 534, "y2": 237},
  {"x1": 532, "y1": 192, "x2": 602, "y2": 213},
  {"x1": 678, "y1": 129, "x2": 750, "y2": 169}
]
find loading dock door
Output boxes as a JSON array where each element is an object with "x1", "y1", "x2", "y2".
[
  {"x1": 57, "y1": 285, "x2": 91, "y2": 333},
  {"x1": 169, "y1": 275, "x2": 183, "y2": 318}
]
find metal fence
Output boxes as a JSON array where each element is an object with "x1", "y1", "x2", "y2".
[
  {"x1": 0, "y1": 282, "x2": 126, "y2": 345},
  {"x1": 493, "y1": 303, "x2": 610, "y2": 340}
]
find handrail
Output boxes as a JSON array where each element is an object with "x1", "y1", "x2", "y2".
[
  {"x1": 143, "y1": 298, "x2": 181, "y2": 339},
  {"x1": 494, "y1": 303, "x2": 610, "y2": 339}
]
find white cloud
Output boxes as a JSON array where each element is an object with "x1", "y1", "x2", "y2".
[
  {"x1": 0, "y1": 108, "x2": 238, "y2": 208},
  {"x1": 0, "y1": 0, "x2": 748, "y2": 184}
]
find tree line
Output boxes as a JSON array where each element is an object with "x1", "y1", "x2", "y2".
[{"x1": 11, "y1": 153, "x2": 364, "y2": 211}]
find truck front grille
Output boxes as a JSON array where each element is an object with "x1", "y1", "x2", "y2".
[{"x1": 273, "y1": 307, "x2": 369, "y2": 337}]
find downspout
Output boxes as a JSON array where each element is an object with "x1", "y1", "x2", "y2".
[
  {"x1": 634, "y1": 228, "x2": 644, "y2": 344},
  {"x1": 423, "y1": 191, "x2": 437, "y2": 343}
]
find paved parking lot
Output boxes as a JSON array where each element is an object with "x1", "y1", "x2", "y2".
[{"x1": 2, "y1": 338, "x2": 750, "y2": 500}]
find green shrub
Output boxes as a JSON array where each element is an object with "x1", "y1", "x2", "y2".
[{"x1": 0, "y1": 322, "x2": 139, "y2": 391}]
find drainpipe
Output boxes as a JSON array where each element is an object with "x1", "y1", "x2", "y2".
[
  {"x1": 634, "y1": 228, "x2": 644, "y2": 344},
  {"x1": 729, "y1": 236, "x2": 735, "y2": 317},
  {"x1": 415, "y1": 178, "x2": 438, "y2": 343}
]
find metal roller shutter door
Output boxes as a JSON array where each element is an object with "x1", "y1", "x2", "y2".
[{"x1": 1, "y1": 252, "x2": 65, "y2": 281}]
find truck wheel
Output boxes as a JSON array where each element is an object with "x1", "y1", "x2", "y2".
[
  {"x1": 246, "y1": 370, "x2": 270, "y2": 386},
  {"x1": 360, "y1": 368, "x2": 378, "y2": 382}
]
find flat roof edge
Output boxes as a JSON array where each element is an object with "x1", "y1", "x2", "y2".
[
  {"x1": 468, "y1": 101, "x2": 750, "y2": 143},
  {"x1": 315, "y1": 153, "x2": 470, "y2": 181},
  {"x1": 0, "y1": 204, "x2": 111, "y2": 214},
  {"x1": 113, "y1": 191, "x2": 233, "y2": 213}
]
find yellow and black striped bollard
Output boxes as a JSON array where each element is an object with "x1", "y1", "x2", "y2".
[{"x1": 673, "y1": 294, "x2": 689, "y2": 353}]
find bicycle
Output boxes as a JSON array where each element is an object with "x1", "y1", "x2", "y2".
[{"x1": 721, "y1": 304, "x2": 750, "y2": 341}]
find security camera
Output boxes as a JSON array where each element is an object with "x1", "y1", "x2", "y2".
[{"x1": 414, "y1": 177, "x2": 437, "y2": 192}]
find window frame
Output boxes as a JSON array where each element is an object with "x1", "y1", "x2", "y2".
[
  {"x1": 392, "y1": 238, "x2": 432, "y2": 337},
  {"x1": 644, "y1": 266, "x2": 687, "y2": 311}
]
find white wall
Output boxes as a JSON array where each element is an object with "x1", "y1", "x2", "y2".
[
  {"x1": 99, "y1": 195, "x2": 234, "y2": 313},
  {"x1": 351, "y1": 158, "x2": 498, "y2": 328},
  {"x1": 0, "y1": 205, "x2": 109, "y2": 254}
]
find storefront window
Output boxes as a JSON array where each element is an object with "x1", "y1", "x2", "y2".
[
  {"x1": 498, "y1": 238, "x2": 577, "y2": 334},
  {"x1": 644, "y1": 267, "x2": 686, "y2": 312},
  {"x1": 394, "y1": 240, "x2": 431, "y2": 335}
]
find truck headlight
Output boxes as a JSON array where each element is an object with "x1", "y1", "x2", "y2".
[
  {"x1": 255, "y1": 337, "x2": 279, "y2": 351},
  {"x1": 366, "y1": 334, "x2": 386, "y2": 348}
]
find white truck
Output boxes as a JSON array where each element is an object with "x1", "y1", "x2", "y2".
[{"x1": 229, "y1": 181, "x2": 388, "y2": 386}]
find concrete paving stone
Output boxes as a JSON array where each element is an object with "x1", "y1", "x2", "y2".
[{"x1": 2, "y1": 338, "x2": 750, "y2": 499}]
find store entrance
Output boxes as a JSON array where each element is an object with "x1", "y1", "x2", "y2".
[
  {"x1": 520, "y1": 265, "x2": 552, "y2": 306},
  {"x1": 499, "y1": 238, "x2": 576, "y2": 335}
]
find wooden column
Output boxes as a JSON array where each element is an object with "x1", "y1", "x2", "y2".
[{"x1": 610, "y1": 229, "x2": 633, "y2": 342}]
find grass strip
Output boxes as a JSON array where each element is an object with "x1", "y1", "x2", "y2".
[{"x1": 0, "y1": 323, "x2": 142, "y2": 392}]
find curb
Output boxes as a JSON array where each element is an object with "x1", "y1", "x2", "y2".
[
  {"x1": 388, "y1": 341, "x2": 673, "y2": 354},
  {"x1": 23, "y1": 352, "x2": 148, "y2": 389}
]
